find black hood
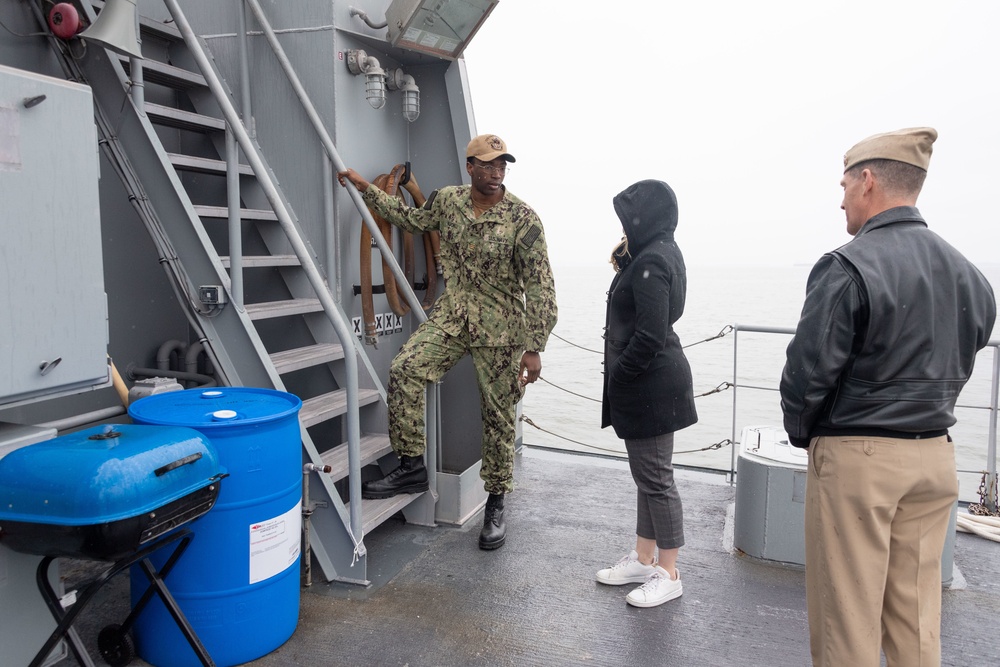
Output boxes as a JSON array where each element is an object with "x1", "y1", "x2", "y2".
[{"x1": 612, "y1": 179, "x2": 678, "y2": 253}]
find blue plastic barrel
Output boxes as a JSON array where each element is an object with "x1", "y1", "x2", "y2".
[{"x1": 128, "y1": 387, "x2": 303, "y2": 667}]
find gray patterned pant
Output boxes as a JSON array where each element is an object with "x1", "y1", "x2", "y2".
[
  {"x1": 624, "y1": 432, "x2": 685, "y2": 549},
  {"x1": 387, "y1": 318, "x2": 521, "y2": 494}
]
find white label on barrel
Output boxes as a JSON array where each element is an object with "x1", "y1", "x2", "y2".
[{"x1": 248, "y1": 501, "x2": 302, "y2": 584}]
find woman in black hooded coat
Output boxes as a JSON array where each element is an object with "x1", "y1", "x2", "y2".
[{"x1": 595, "y1": 179, "x2": 698, "y2": 608}]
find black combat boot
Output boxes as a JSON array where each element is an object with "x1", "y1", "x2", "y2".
[
  {"x1": 361, "y1": 454, "x2": 429, "y2": 499},
  {"x1": 478, "y1": 493, "x2": 506, "y2": 550}
]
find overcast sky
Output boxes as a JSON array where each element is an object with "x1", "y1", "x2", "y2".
[{"x1": 462, "y1": 1, "x2": 1000, "y2": 269}]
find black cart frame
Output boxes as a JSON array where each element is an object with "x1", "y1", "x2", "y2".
[{"x1": 30, "y1": 528, "x2": 215, "y2": 667}]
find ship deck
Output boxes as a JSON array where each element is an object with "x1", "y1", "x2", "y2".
[{"x1": 60, "y1": 447, "x2": 1000, "y2": 667}]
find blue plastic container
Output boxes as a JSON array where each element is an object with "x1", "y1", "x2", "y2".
[{"x1": 128, "y1": 387, "x2": 303, "y2": 667}]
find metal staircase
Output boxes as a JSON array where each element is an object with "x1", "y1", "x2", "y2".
[{"x1": 36, "y1": 0, "x2": 436, "y2": 584}]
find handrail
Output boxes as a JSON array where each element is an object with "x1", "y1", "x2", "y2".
[
  {"x1": 238, "y1": 0, "x2": 443, "y2": 515},
  {"x1": 732, "y1": 323, "x2": 999, "y2": 511},
  {"x1": 161, "y1": 0, "x2": 371, "y2": 547},
  {"x1": 241, "y1": 0, "x2": 427, "y2": 323}
]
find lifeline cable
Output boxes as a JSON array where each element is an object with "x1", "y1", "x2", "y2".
[
  {"x1": 519, "y1": 414, "x2": 733, "y2": 457},
  {"x1": 538, "y1": 376, "x2": 733, "y2": 404},
  {"x1": 548, "y1": 324, "x2": 733, "y2": 355},
  {"x1": 525, "y1": 324, "x2": 738, "y2": 455}
]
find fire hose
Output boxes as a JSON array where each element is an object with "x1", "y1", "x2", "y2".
[{"x1": 359, "y1": 163, "x2": 441, "y2": 345}]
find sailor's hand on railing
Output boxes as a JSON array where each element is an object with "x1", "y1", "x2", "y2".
[{"x1": 337, "y1": 168, "x2": 370, "y2": 192}]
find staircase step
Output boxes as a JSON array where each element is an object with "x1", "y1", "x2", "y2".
[
  {"x1": 270, "y1": 343, "x2": 344, "y2": 374},
  {"x1": 169, "y1": 153, "x2": 254, "y2": 176},
  {"x1": 121, "y1": 58, "x2": 206, "y2": 90},
  {"x1": 320, "y1": 433, "x2": 392, "y2": 483},
  {"x1": 300, "y1": 388, "x2": 380, "y2": 428},
  {"x1": 139, "y1": 17, "x2": 183, "y2": 42},
  {"x1": 145, "y1": 102, "x2": 225, "y2": 132},
  {"x1": 348, "y1": 494, "x2": 426, "y2": 535},
  {"x1": 245, "y1": 298, "x2": 324, "y2": 320},
  {"x1": 221, "y1": 254, "x2": 300, "y2": 268},
  {"x1": 194, "y1": 205, "x2": 278, "y2": 221}
]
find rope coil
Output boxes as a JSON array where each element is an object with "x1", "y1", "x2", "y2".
[{"x1": 956, "y1": 512, "x2": 1000, "y2": 543}]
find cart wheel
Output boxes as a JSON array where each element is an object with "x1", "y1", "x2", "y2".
[{"x1": 97, "y1": 624, "x2": 135, "y2": 667}]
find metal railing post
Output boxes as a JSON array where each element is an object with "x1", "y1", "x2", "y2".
[
  {"x1": 129, "y1": 57, "x2": 144, "y2": 114},
  {"x1": 226, "y1": 125, "x2": 243, "y2": 309},
  {"x1": 322, "y1": 155, "x2": 339, "y2": 302},
  {"x1": 987, "y1": 348, "x2": 999, "y2": 512},
  {"x1": 730, "y1": 324, "x2": 739, "y2": 485},
  {"x1": 235, "y1": 0, "x2": 253, "y2": 136}
]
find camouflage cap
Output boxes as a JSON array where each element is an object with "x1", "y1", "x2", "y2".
[
  {"x1": 844, "y1": 127, "x2": 937, "y2": 172},
  {"x1": 467, "y1": 134, "x2": 516, "y2": 163}
]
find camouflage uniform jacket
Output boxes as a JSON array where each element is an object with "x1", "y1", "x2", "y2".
[{"x1": 362, "y1": 183, "x2": 558, "y2": 350}]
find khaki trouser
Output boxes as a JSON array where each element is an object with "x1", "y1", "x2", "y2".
[
  {"x1": 387, "y1": 317, "x2": 522, "y2": 495},
  {"x1": 805, "y1": 434, "x2": 958, "y2": 667}
]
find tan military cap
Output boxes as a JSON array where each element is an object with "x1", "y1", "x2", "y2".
[
  {"x1": 466, "y1": 134, "x2": 516, "y2": 163},
  {"x1": 843, "y1": 127, "x2": 937, "y2": 172}
]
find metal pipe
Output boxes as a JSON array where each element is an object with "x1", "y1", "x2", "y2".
[
  {"x1": 349, "y1": 7, "x2": 388, "y2": 30},
  {"x1": 156, "y1": 339, "x2": 187, "y2": 371},
  {"x1": 129, "y1": 57, "x2": 145, "y2": 114},
  {"x1": 323, "y1": 155, "x2": 339, "y2": 302},
  {"x1": 38, "y1": 406, "x2": 127, "y2": 432},
  {"x1": 184, "y1": 341, "x2": 215, "y2": 387},
  {"x1": 226, "y1": 125, "x2": 244, "y2": 309},
  {"x1": 302, "y1": 465, "x2": 312, "y2": 587},
  {"x1": 235, "y1": 0, "x2": 254, "y2": 136},
  {"x1": 734, "y1": 324, "x2": 795, "y2": 336},
  {"x1": 302, "y1": 461, "x2": 333, "y2": 587},
  {"x1": 163, "y1": 0, "x2": 366, "y2": 544}
]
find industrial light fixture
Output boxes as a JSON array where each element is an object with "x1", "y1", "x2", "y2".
[
  {"x1": 387, "y1": 68, "x2": 420, "y2": 123},
  {"x1": 346, "y1": 49, "x2": 386, "y2": 110},
  {"x1": 351, "y1": 0, "x2": 499, "y2": 61}
]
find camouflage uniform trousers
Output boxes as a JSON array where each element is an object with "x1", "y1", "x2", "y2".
[{"x1": 388, "y1": 318, "x2": 523, "y2": 495}]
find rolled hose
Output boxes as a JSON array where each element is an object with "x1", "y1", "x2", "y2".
[{"x1": 359, "y1": 164, "x2": 439, "y2": 345}]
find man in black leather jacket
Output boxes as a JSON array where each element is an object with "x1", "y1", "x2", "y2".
[{"x1": 780, "y1": 127, "x2": 995, "y2": 667}]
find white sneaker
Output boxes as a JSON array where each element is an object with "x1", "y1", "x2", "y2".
[
  {"x1": 626, "y1": 566, "x2": 683, "y2": 608},
  {"x1": 596, "y1": 550, "x2": 656, "y2": 585}
]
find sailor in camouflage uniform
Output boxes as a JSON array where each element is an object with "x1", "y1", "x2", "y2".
[{"x1": 338, "y1": 134, "x2": 557, "y2": 549}]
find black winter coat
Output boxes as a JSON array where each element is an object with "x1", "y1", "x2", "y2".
[{"x1": 601, "y1": 180, "x2": 698, "y2": 439}]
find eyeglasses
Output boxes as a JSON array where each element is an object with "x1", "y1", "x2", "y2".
[{"x1": 471, "y1": 161, "x2": 509, "y2": 175}]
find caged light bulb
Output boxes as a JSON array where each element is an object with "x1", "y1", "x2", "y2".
[{"x1": 402, "y1": 80, "x2": 420, "y2": 122}]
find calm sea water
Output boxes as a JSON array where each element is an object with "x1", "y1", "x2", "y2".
[{"x1": 523, "y1": 263, "x2": 1000, "y2": 503}]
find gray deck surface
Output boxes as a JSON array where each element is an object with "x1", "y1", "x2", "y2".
[{"x1": 57, "y1": 448, "x2": 1000, "y2": 666}]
